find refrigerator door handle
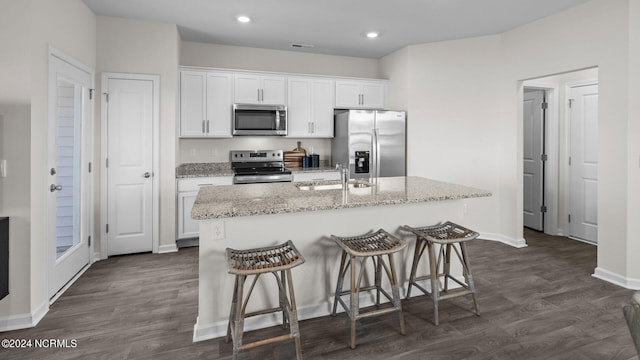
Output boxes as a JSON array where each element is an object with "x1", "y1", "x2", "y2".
[{"x1": 374, "y1": 128, "x2": 381, "y2": 179}]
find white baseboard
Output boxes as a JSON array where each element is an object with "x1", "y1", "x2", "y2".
[
  {"x1": 0, "y1": 300, "x2": 48, "y2": 332},
  {"x1": 593, "y1": 267, "x2": 640, "y2": 290},
  {"x1": 158, "y1": 243, "x2": 178, "y2": 254},
  {"x1": 479, "y1": 232, "x2": 528, "y2": 248}
]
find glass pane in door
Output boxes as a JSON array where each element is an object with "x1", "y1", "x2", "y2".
[{"x1": 55, "y1": 78, "x2": 82, "y2": 259}]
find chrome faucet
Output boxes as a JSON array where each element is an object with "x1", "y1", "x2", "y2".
[{"x1": 336, "y1": 163, "x2": 350, "y2": 189}]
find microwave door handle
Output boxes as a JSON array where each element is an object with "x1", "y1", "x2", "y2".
[{"x1": 275, "y1": 110, "x2": 280, "y2": 130}]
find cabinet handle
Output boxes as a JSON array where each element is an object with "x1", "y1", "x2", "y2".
[
  {"x1": 311, "y1": 122, "x2": 315, "y2": 133},
  {"x1": 206, "y1": 120, "x2": 210, "y2": 133},
  {"x1": 257, "y1": 88, "x2": 260, "y2": 102},
  {"x1": 202, "y1": 120, "x2": 206, "y2": 133},
  {"x1": 260, "y1": 88, "x2": 264, "y2": 102}
]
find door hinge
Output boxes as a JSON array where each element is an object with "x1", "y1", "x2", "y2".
[
  {"x1": 541, "y1": 102, "x2": 548, "y2": 110},
  {"x1": 88, "y1": 236, "x2": 91, "y2": 247},
  {"x1": 88, "y1": 162, "x2": 92, "y2": 173},
  {"x1": 89, "y1": 89, "x2": 95, "y2": 100},
  {"x1": 104, "y1": 92, "x2": 109, "y2": 103},
  {"x1": 106, "y1": 224, "x2": 109, "y2": 233},
  {"x1": 568, "y1": 214, "x2": 571, "y2": 223},
  {"x1": 541, "y1": 205, "x2": 547, "y2": 213},
  {"x1": 569, "y1": 99, "x2": 575, "y2": 108},
  {"x1": 541, "y1": 154, "x2": 548, "y2": 161}
]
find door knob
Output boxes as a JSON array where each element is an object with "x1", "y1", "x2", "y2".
[
  {"x1": 143, "y1": 172, "x2": 152, "y2": 178},
  {"x1": 50, "y1": 184, "x2": 63, "y2": 192}
]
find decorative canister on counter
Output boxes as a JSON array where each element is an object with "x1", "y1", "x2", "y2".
[
  {"x1": 302, "y1": 156, "x2": 309, "y2": 168},
  {"x1": 311, "y1": 154, "x2": 320, "y2": 167}
]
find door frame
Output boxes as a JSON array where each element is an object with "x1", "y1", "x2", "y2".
[
  {"x1": 47, "y1": 46, "x2": 95, "y2": 302},
  {"x1": 521, "y1": 81, "x2": 559, "y2": 236},
  {"x1": 564, "y1": 79, "x2": 598, "y2": 243},
  {"x1": 100, "y1": 72, "x2": 160, "y2": 258}
]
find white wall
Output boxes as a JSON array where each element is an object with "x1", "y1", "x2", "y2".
[
  {"x1": 96, "y1": 16, "x2": 179, "y2": 250},
  {"x1": 0, "y1": 0, "x2": 33, "y2": 321},
  {"x1": 0, "y1": 0, "x2": 97, "y2": 328},
  {"x1": 627, "y1": 0, "x2": 640, "y2": 281},
  {"x1": 380, "y1": 35, "x2": 504, "y2": 240},
  {"x1": 181, "y1": 42, "x2": 379, "y2": 78},
  {"x1": 381, "y1": 0, "x2": 640, "y2": 287}
]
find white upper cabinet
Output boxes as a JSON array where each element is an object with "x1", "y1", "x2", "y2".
[
  {"x1": 180, "y1": 70, "x2": 232, "y2": 138},
  {"x1": 234, "y1": 73, "x2": 286, "y2": 105},
  {"x1": 335, "y1": 79, "x2": 386, "y2": 109},
  {"x1": 287, "y1": 77, "x2": 335, "y2": 138}
]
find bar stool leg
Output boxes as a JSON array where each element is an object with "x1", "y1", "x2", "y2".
[
  {"x1": 332, "y1": 251, "x2": 348, "y2": 316},
  {"x1": 280, "y1": 270, "x2": 289, "y2": 329},
  {"x1": 374, "y1": 255, "x2": 382, "y2": 305},
  {"x1": 406, "y1": 238, "x2": 425, "y2": 299},
  {"x1": 460, "y1": 241, "x2": 480, "y2": 316},
  {"x1": 427, "y1": 241, "x2": 440, "y2": 326},
  {"x1": 285, "y1": 269, "x2": 303, "y2": 360},
  {"x1": 443, "y1": 243, "x2": 452, "y2": 293},
  {"x1": 226, "y1": 275, "x2": 240, "y2": 343},
  {"x1": 350, "y1": 255, "x2": 358, "y2": 349},
  {"x1": 388, "y1": 253, "x2": 406, "y2": 335},
  {"x1": 232, "y1": 275, "x2": 246, "y2": 360}
]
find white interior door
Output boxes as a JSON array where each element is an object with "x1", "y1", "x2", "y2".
[
  {"x1": 105, "y1": 77, "x2": 155, "y2": 256},
  {"x1": 568, "y1": 84, "x2": 598, "y2": 243},
  {"x1": 523, "y1": 89, "x2": 545, "y2": 231},
  {"x1": 48, "y1": 52, "x2": 92, "y2": 299}
]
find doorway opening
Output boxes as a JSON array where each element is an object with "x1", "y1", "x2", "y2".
[{"x1": 522, "y1": 67, "x2": 599, "y2": 243}]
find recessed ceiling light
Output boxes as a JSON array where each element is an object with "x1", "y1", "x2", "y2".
[
  {"x1": 237, "y1": 15, "x2": 251, "y2": 23},
  {"x1": 366, "y1": 32, "x2": 379, "y2": 39}
]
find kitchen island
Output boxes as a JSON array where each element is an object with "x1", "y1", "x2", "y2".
[{"x1": 192, "y1": 176, "x2": 491, "y2": 342}]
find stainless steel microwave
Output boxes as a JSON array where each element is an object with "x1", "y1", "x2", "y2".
[{"x1": 232, "y1": 104, "x2": 287, "y2": 136}]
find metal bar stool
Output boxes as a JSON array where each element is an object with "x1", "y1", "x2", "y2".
[
  {"x1": 331, "y1": 229, "x2": 406, "y2": 349},
  {"x1": 225, "y1": 240, "x2": 305, "y2": 360},
  {"x1": 401, "y1": 221, "x2": 480, "y2": 325}
]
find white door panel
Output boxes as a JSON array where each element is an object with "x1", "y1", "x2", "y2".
[
  {"x1": 106, "y1": 78, "x2": 154, "y2": 256},
  {"x1": 568, "y1": 84, "x2": 598, "y2": 243},
  {"x1": 523, "y1": 89, "x2": 545, "y2": 231}
]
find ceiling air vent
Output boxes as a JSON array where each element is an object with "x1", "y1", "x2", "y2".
[{"x1": 291, "y1": 43, "x2": 315, "y2": 49}]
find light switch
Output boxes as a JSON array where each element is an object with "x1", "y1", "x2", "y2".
[{"x1": 0, "y1": 159, "x2": 6, "y2": 177}]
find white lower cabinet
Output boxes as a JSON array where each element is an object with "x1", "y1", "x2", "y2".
[
  {"x1": 292, "y1": 171, "x2": 340, "y2": 182},
  {"x1": 177, "y1": 176, "x2": 233, "y2": 239}
]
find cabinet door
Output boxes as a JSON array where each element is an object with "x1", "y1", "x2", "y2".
[
  {"x1": 335, "y1": 81, "x2": 362, "y2": 108},
  {"x1": 180, "y1": 71, "x2": 207, "y2": 137},
  {"x1": 287, "y1": 78, "x2": 312, "y2": 137},
  {"x1": 310, "y1": 79, "x2": 335, "y2": 137},
  {"x1": 178, "y1": 192, "x2": 199, "y2": 239},
  {"x1": 261, "y1": 75, "x2": 286, "y2": 104},
  {"x1": 361, "y1": 82, "x2": 386, "y2": 109},
  {"x1": 206, "y1": 72, "x2": 233, "y2": 137},
  {"x1": 234, "y1": 74, "x2": 261, "y2": 104}
]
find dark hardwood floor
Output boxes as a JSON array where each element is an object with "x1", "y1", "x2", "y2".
[{"x1": 2, "y1": 229, "x2": 637, "y2": 359}]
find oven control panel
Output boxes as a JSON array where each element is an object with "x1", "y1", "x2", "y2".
[{"x1": 230, "y1": 150, "x2": 284, "y2": 162}]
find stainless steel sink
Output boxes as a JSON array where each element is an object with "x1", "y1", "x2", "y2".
[{"x1": 296, "y1": 181, "x2": 373, "y2": 191}]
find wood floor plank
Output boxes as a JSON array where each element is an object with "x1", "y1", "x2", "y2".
[{"x1": 1, "y1": 229, "x2": 637, "y2": 359}]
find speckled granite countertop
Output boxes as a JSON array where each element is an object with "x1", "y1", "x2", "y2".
[
  {"x1": 192, "y1": 176, "x2": 491, "y2": 220},
  {"x1": 176, "y1": 162, "x2": 234, "y2": 178},
  {"x1": 176, "y1": 162, "x2": 338, "y2": 178}
]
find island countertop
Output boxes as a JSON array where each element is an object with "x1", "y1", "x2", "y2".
[{"x1": 192, "y1": 176, "x2": 491, "y2": 220}]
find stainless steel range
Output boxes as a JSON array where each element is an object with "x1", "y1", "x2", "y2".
[{"x1": 230, "y1": 150, "x2": 293, "y2": 184}]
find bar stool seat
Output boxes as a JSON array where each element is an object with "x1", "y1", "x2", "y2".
[
  {"x1": 402, "y1": 221, "x2": 480, "y2": 325},
  {"x1": 225, "y1": 240, "x2": 305, "y2": 360},
  {"x1": 331, "y1": 229, "x2": 406, "y2": 349}
]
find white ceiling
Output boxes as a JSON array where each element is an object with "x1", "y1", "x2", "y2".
[{"x1": 82, "y1": 0, "x2": 591, "y2": 59}]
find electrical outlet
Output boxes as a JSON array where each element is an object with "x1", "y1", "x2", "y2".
[
  {"x1": 0, "y1": 159, "x2": 6, "y2": 177},
  {"x1": 211, "y1": 220, "x2": 225, "y2": 240},
  {"x1": 190, "y1": 149, "x2": 197, "y2": 157},
  {"x1": 462, "y1": 203, "x2": 468, "y2": 214}
]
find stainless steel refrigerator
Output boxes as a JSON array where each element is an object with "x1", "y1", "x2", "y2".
[{"x1": 332, "y1": 109, "x2": 406, "y2": 180}]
